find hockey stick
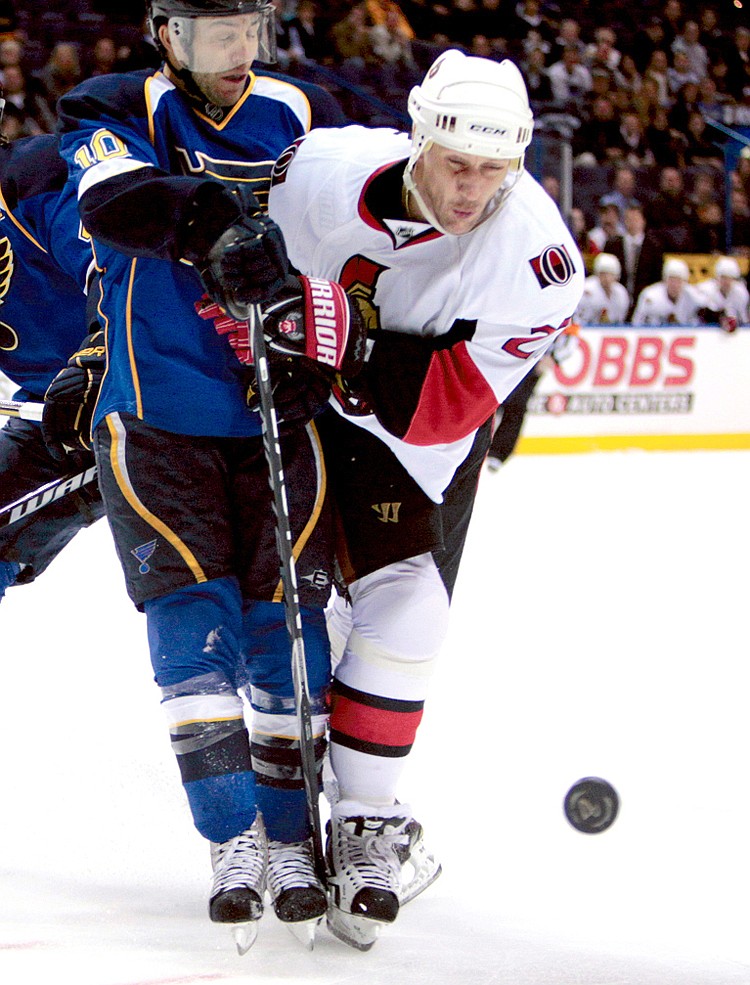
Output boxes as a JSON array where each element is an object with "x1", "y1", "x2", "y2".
[
  {"x1": 0, "y1": 398, "x2": 45, "y2": 422},
  {"x1": 236, "y1": 301, "x2": 327, "y2": 883},
  {"x1": 0, "y1": 463, "x2": 98, "y2": 529}
]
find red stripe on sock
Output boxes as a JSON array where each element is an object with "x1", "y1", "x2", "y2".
[{"x1": 331, "y1": 692, "x2": 424, "y2": 749}]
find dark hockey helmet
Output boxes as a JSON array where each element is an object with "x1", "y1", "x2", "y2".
[{"x1": 147, "y1": 0, "x2": 276, "y2": 66}]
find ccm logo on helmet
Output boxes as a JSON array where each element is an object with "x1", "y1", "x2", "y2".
[
  {"x1": 529, "y1": 244, "x2": 576, "y2": 289},
  {"x1": 468, "y1": 124, "x2": 507, "y2": 136}
]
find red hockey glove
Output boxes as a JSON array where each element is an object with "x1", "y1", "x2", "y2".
[{"x1": 195, "y1": 296, "x2": 253, "y2": 364}]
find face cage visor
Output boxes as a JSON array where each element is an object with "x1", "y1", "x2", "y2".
[{"x1": 167, "y1": 10, "x2": 276, "y2": 73}]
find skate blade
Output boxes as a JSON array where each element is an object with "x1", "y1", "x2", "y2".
[
  {"x1": 399, "y1": 854, "x2": 443, "y2": 906},
  {"x1": 283, "y1": 916, "x2": 321, "y2": 950},
  {"x1": 326, "y1": 907, "x2": 383, "y2": 951},
  {"x1": 231, "y1": 921, "x2": 259, "y2": 955}
]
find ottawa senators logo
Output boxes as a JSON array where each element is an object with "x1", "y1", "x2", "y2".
[
  {"x1": 529, "y1": 244, "x2": 575, "y2": 289},
  {"x1": 338, "y1": 254, "x2": 388, "y2": 333}
]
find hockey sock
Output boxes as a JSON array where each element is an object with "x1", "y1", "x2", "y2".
[
  {"x1": 329, "y1": 554, "x2": 449, "y2": 806},
  {"x1": 145, "y1": 577, "x2": 258, "y2": 843},
  {"x1": 241, "y1": 601, "x2": 330, "y2": 843}
]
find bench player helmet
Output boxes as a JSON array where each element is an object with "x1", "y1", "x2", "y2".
[
  {"x1": 148, "y1": 0, "x2": 276, "y2": 70},
  {"x1": 403, "y1": 49, "x2": 534, "y2": 230},
  {"x1": 713, "y1": 256, "x2": 741, "y2": 280}
]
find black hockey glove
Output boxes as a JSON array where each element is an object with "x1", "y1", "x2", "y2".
[
  {"x1": 180, "y1": 183, "x2": 289, "y2": 313},
  {"x1": 245, "y1": 356, "x2": 333, "y2": 426},
  {"x1": 42, "y1": 330, "x2": 105, "y2": 461}
]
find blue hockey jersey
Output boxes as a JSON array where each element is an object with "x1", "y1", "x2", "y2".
[
  {"x1": 0, "y1": 135, "x2": 93, "y2": 399},
  {"x1": 58, "y1": 67, "x2": 344, "y2": 437}
]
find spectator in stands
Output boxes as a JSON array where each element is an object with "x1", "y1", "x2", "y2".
[
  {"x1": 285, "y1": 0, "x2": 330, "y2": 66},
  {"x1": 572, "y1": 94, "x2": 621, "y2": 165},
  {"x1": 682, "y1": 110, "x2": 723, "y2": 169},
  {"x1": 689, "y1": 169, "x2": 720, "y2": 210},
  {"x1": 331, "y1": 2, "x2": 374, "y2": 65},
  {"x1": 83, "y1": 35, "x2": 119, "y2": 78},
  {"x1": 667, "y1": 49, "x2": 701, "y2": 98},
  {"x1": 522, "y1": 45, "x2": 554, "y2": 106},
  {"x1": 668, "y1": 78, "x2": 702, "y2": 131},
  {"x1": 629, "y1": 16, "x2": 667, "y2": 74},
  {"x1": 35, "y1": 42, "x2": 83, "y2": 110},
  {"x1": 672, "y1": 19, "x2": 709, "y2": 79},
  {"x1": 568, "y1": 206, "x2": 590, "y2": 255},
  {"x1": 691, "y1": 198, "x2": 726, "y2": 253},
  {"x1": 646, "y1": 165, "x2": 695, "y2": 250},
  {"x1": 614, "y1": 53, "x2": 642, "y2": 96},
  {"x1": 366, "y1": 0, "x2": 415, "y2": 36},
  {"x1": 660, "y1": 0, "x2": 685, "y2": 50},
  {"x1": 604, "y1": 203, "x2": 665, "y2": 314},
  {"x1": 584, "y1": 26, "x2": 621, "y2": 75},
  {"x1": 644, "y1": 105, "x2": 686, "y2": 168},
  {"x1": 553, "y1": 18, "x2": 585, "y2": 60},
  {"x1": 613, "y1": 110, "x2": 655, "y2": 167},
  {"x1": 631, "y1": 257, "x2": 702, "y2": 326},
  {"x1": 633, "y1": 73, "x2": 666, "y2": 125},
  {"x1": 724, "y1": 25, "x2": 750, "y2": 101},
  {"x1": 643, "y1": 48, "x2": 671, "y2": 106},
  {"x1": 575, "y1": 252, "x2": 631, "y2": 324},
  {"x1": 588, "y1": 201, "x2": 623, "y2": 252},
  {"x1": 369, "y1": 3, "x2": 420, "y2": 87},
  {"x1": 1, "y1": 62, "x2": 55, "y2": 135},
  {"x1": 698, "y1": 6, "x2": 728, "y2": 64},
  {"x1": 600, "y1": 165, "x2": 641, "y2": 220},
  {"x1": 730, "y1": 185, "x2": 750, "y2": 248},
  {"x1": 547, "y1": 45, "x2": 592, "y2": 111},
  {"x1": 509, "y1": 0, "x2": 556, "y2": 57}
]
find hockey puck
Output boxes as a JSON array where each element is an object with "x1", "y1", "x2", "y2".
[{"x1": 564, "y1": 777, "x2": 619, "y2": 834}]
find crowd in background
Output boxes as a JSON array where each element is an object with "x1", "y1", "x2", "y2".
[{"x1": 1, "y1": 0, "x2": 750, "y2": 267}]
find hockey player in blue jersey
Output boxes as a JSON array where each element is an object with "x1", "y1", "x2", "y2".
[
  {"x1": 54, "y1": 0, "x2": 356, "y2": 950},
  {"x1": 0, "y1": 131, "x2": 105, "y2": 604}
]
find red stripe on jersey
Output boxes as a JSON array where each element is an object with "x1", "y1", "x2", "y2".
[
  {"x1": 331, "y1": 692, "x2": 424, "y2": 749},
  {"x1": 402, "y1": 340, "x2": 498, "y2": 446}
]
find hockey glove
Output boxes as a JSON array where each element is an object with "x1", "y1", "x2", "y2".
[
  {"x1": 262, "y1": 275, "x2": 367, "y2": 377},
  {"x1": 196, "y1": 275, "x2": 367, "y2": 377},
  {"x1": 42, "y1": 330, "x2": 106, "y2": 460},
  {"x1": 181, "y1": 184, "x2": 289, "y2": 313}
]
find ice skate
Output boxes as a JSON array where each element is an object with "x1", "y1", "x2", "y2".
[
  {"x1": 397, "y1": 818, "x2": 442, "y2": 905},
  {"x1": 326, "y1": 801, "x2": 411, "y2": 951},
  {"x1": 267, "y1": 838, "x2": 327, "y2": 949},
  {"x1": 209, "y1": 815, "x2": 267, "y2": 954}
]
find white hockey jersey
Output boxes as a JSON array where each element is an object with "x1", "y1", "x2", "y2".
[
  {"x1": 694, "y1": 277, "x2": 750, "y2": 324},
  {"x1": 631, "y1": 281, "x2": 702, "y2": 327},
  {"x1": 269, "y1": 126, "x2": 584, "y2": 500},
  {"x1": 575, "y1": 275, "x2": 630, "y2": 325}
]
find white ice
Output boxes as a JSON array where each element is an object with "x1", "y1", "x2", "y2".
[{"x1": 1, "y1": 449, "x2": 749, "y2": 985}]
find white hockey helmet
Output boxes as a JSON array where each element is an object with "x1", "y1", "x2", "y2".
[
  {"x1": 403, "y1": 50, "x2": 534, "y2": 232},
  {"x1": 593, "y1": 253, "x2": 621, "y2": 278},
  {"x1": 714, "y1": 256, "x2": 741, "y2": 279},
  {"x1": 662, "y1": 257, "x2": 690, "y2": 281},
  {"x1": 407, "y1": 49, "x2": 534, "y2": 163}
]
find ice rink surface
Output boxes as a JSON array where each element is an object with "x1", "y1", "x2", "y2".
[{"x1": 2, "y1": 448, "x2": 749, "y2": 985}]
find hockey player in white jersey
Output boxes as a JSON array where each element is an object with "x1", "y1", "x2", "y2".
[
  {"x1": 694, "y1": 255, "x2": 749, "y2": 331},
  {"x1": 631, "y1": 257, "x2": 702, "y2": 326},
  {"x1": 575, "y1": 252, "x2": 630, "y2": 324},
  {"x1": 240, "y1": 49, "x2": 583, "y2": 949}
]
